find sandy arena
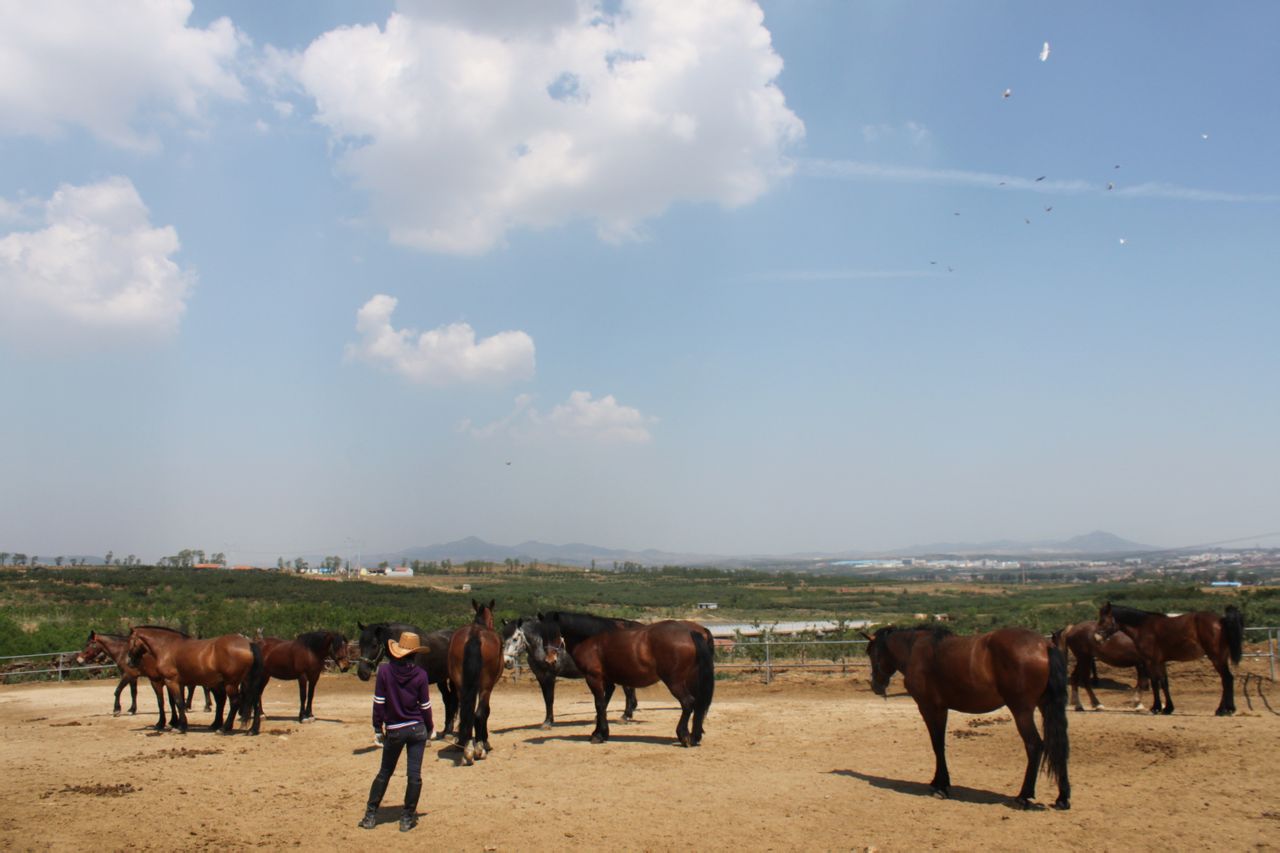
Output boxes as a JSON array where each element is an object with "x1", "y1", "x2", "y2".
[{"x1": 1, "y1": 658, "x2": 1277, "y2": 852}]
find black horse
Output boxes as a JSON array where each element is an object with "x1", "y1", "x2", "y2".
[
  {"x1": 499, "y1": 614, "x2": 640, "y2": 727},
  {"x1": 356, "y1": 621, "x2": 458, "y2": 739}
]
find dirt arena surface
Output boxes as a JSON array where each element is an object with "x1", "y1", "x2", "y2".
[{"x1": 2, "y1": 658, "x2": 1278, "y2": 852}]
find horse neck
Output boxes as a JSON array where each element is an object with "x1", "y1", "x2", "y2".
[
  {"x1": 474, "y1": 610, "x2": 494, "y2": 630},
  {"x1": 885, "y1": 629, "x2": 929, "y2": 666},
  {"x1": 93, "y1": 634, "x2": 130, "y2": 662}
]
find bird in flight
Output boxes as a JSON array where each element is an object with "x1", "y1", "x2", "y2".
[
  {"x1": 1039, "y1": 42, "x2": 1051, "y2": 62},
  {"x1": 1119, "y1": 237, "x2": 1127, "y2": 245},
  {"x1": 1035, "y1": 176, "x2": 1046, "y2": 182},
  {"x1": 1003, "y1": 88, "x2": 1012, "y2": 99},
  {"x1": 1107, "y1": 182, "x2": 1115, "y2": 191}
]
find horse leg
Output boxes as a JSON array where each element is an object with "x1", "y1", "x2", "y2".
[
  {"x1": 203, "y1": 686, "x2": 213, "y2": 713},
  {"x1": 919, "y1": 705, "x2": 951, "y2": 797},
  {"x1": 211, "y1": 685, "x2": 227, "y2": 731},
  {"x1": 536, "y1": 671, "x2": 556, "y2": 729},
  {"x1": 150, "y1": 679, "x2": 167, "y2": 730},
  {"x1": 588, "y1": 677, "x2": 612, "y2": 744},
  {"x1": 1213, "y1": 656, "x2": 1235, "y2": 716},
  {"x1": 297, "y1": 676, "x2": 307, "y2": 722},
  {"x1": 476, "y1": 689, "x2": 493, "y2": 757},
  {"x1": 222, "y1": 684, "x2": 240, "y2": 733},
  {"x1": 127, "y1": 677, "x2": 138, "y2": 715},
  {"x1": 669, "y1": 682, "x2": 695, "y2": 748},
  {"x1": 1158, "y1": 663, "x2": 1174, "y2": 715},
  {"x1": 441, "y1": 680, "x2": 458, "y2": 739},
  {"x1": 1011, "y1": 707, "x2": 1045, "y2": 808},
  {"x1": 183, "y1": 683, "x2": 194, "y2": 711},
  {"x1": 113, "y1": 676, "x2": 127, "y2": 716},
  {"x1": 168, "y1": 680, "x2": 189, "y2": 733},
  {"x1": 622, "y1": 686, "x2": 638, "y2": 722},
  {"x1": 305, "y1": 674, "x2": 318, "y2": 721}
]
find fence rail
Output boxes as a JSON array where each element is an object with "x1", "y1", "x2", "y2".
[{"x1": 6, "y1": 626, "x2": 1279, "y2": 685}]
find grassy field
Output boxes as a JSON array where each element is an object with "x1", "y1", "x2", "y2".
[{"x1": 2, "y1": 564, "x2": 1278, "y2": 658}]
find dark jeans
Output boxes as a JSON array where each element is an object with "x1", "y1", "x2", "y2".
[{"x1": 376, "y1": 724, "x2": 428, "y2": 784}]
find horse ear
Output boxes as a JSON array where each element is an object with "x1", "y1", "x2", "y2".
[
  {"x1": 859, "y1": 631, "x2": 872, "y2": 641},
  {"x1": 489, "y1": 598, "x2": 496, "y2": 610},
  {"x1": 536, "y1": 612, "x2": 544, "y2": 622},
  {"x1": 358, "y1": 621, "x2": 365, "y2": 630},
  {"x1": 472, "y1": 598, "x2": 480, "y2": 610}
]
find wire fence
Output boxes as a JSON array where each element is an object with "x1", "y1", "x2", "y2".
[{"x1": 6, "y1": 627, "x2": 1278, "y2": 685}]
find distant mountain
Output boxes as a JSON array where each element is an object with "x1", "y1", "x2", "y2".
[
  {"x1": 889, "y1": 530, "x2": 1156, "y2": 557},
  {"x1": 360, "y1": 530, "x2": 1159, "y2": 570},
  {"x1": 365, "y1": 537, "x2": 729, "y2": 568}
]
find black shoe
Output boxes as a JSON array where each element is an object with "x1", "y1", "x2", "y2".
[
  {"x1": 399, "y1": 813, "x2": 418, "y2": 832},
  {"x1": 400, "y1": 779, "x2": 422, "y2": 832},
  {"x1": 358, "y1": 809, "x2": 378, "y2": 830}
]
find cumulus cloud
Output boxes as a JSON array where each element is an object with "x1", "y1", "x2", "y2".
[
  {"x1": 345, "y1": 294, "x2": 535, "y2": 385},
  {"x1": 462, "y1": 390, "x2": 655, "y2": 443},
  {"x1": 286, "y1": 0, "x2": 803, "y2": 253},
  {"x1": 0, "y1": 177, "x2": 194, "y2": 343},
  {"x1": 0, "y1": 0, "x2": 244, "y2": 150}
]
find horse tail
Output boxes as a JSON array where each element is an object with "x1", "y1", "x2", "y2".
[
  {"x1": 692, "y1": 630, "x2": 715, "y2": 721},
  {"x1": 1039, "y1": 645, "x2": 1070, "y2": 787},
  {"x1": 1221, "y1": 606, "x2": 1245, "y2": 665},
  {"x1": 238, "y1": 640, "x2": 266, "y2": 722},
  {"x1": 460, "y1": 631, "x2": 483, "y2": 733}
]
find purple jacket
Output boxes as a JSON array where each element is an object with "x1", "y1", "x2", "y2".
[{"x1": 372, "y1": 659, "x2": 433, "y2": 733}]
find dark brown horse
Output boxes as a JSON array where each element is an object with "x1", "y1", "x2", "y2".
[
  {"x1": 863, "y1": 626, "x2": 1070, "y2": 810},
  {"x1": 256, "y1": 631, "x2": 350, "y2": 722},
  {"x1": 126, "y1": 626, "x2": 265, "y2": 734},
  {"x1": 77, "y1": 630, "x2": 211, "y2": 726},
  {"x1": 447, "y1": 600, "x2": 504, "y2": 765},
  {"x1": 1096, "y1": 602, "x2": 1244, "y2": 715},
  {"x1": 569, "y1": 619, "x2": 715, "y2": 747},
  {"x1": 1051, "y1": 621, "x2": 1149, "y2": 711}
]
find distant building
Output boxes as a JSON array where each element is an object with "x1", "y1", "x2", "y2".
[
  {"x1": 384, "y1": 566, "x2": 414, "y2": 578},
  {"x1": 697, "y1": 602, "x2": 719, "y2": 610},
  {"x1": 1210, "y1": 580, "x2": 1241, "y2": 587}
]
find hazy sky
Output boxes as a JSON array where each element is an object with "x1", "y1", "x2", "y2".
[{"x1": 2, "y1": 0, "x2": 1277, "y2": 564}]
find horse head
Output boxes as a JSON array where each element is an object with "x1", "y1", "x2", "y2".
[
  {"x1": 355, "y1": 622, "x2": 385, "y2": 681},
  {"x1": 501, "y1": 619, "x2": 528, "y2": 670},
  {"x1": 863, "y1": 627, "x2": 898, "y2": 697},
  {"x1": 125, "y1": 631, "x2": 152, "y2": 669},
  {"x1": 74, "y1": 631, "x2": 101, "y2": 666},
  {"x1": 471, "y1": 598, "x2": 496, "y2": 630},
  {"x1": 1094, "y1": 603, "x2": 1117, "y2": 643},
  {"x1": 329, "y1": 632, "x2": 352, "y2": 672}
]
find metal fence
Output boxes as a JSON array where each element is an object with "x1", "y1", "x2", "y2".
[{"x1": 6, "y1": 626, "x2": 1278, "y2": 685}]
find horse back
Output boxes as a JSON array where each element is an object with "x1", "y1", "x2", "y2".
[
  {"x1": 1068, "y1": 620, "x2": 1142, "y2": 668},
  {"x1": 447, "y1": 624, "x2": 502, "y2": 689},
  {"x1": 1146, "y1": 613, "x2": 1211, "y2": 662},
  {"x1": 921, "y1": 629, "x2": 1047, "y2": 714}
]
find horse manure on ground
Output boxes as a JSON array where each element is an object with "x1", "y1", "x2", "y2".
[
  {"x1": 966, "y1": 716, "x2": 1009, "y2": 728},
  {"x1": 48, "y1": 721, "x2": 82, "y2": 727},
  {"x1": 140, "y1": 747, "x2": 223, "y2": 760},
  {"x1": 950, "y1": 728, "x2": 991, "y2": 739},
  {"x1": 42, "y1": 783, "x2": 140, "y2": 798}
]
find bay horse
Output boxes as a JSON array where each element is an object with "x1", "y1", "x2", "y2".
[
  {"x1": 501, "y1": 615, "x2": 638, "y2": 729},
  {"x1": 534, "y1": 610, "x2": 643, "y2": 722},
  {"x1": 447, "y1": 600, "x2": 504, "y2": 765},
  {"x1": 863, "y1": 625, "x2": 1070, "y2": 810},
  {"x1": 256, "y1": 631, "x2": 350, "y2": 722},
  {"x1": 567, "y1": 619, "x2": 715, "y2": 747},
  {"x1": 126, "y1": 626, "x2": 265, "y2": 735},
  {"x1": 77, "y1": 630, "x2": 210, "y2": 726},
  {"x1": 1096, "y1": 602, "x2": 1244, "y2": 716},
  {"x1": 356, "y1": 622, "x2": 457, "y2": 739},
  {"x1": 1051, "y1": 621, "x2": 1149, "y2": 711}
]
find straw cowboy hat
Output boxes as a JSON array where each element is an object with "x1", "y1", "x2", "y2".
[{"x1": 387, "y1": 631, "x2": 422, "y2": 659}]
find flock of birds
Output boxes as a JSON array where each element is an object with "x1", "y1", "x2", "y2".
[{"x1": 933, "y1": 40, "x2": 1209, "y2": 271}]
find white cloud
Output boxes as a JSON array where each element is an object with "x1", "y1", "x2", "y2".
[
  {"x1": 861, "y1": 121, "x2": 931, "y2": 147},
  {"x1": 548, "y1": 390, "x2": 655, "y2": 443},
  {"x1": 287, "y1": 0, "x2": 803, "y2": 253},
  {"x1": 0, "y1": 178, "x2": 194, "y2": 344},
  {"x1": 345, "y1": 294, "x2": 535, "y2": 385},
  {"x1": 463, "y1": 390, "x2": 655, "y2": 444},
  {"x1": 0, "y1": 0, "x2": 245, "y2": 150}
]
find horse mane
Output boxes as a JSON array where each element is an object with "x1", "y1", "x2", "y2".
[
  {"x1": 295, "y1": 630, "x2": 336, "y2": 654},
  {"x1": 542, "y1": 610, "x2": 641, "y2": 639},
  {"x1": 874, "y1": 624, "x2": 953, "y2": 644},
  {"x1": 1109, "y1": 604, "x2": 1165, "y2": 625},
  {"x1": 528, "y1": 617, "x2": 562, "y2": 646},
  {"x1": 133, "y1": 625, "x2": 190, "y2": 637}
]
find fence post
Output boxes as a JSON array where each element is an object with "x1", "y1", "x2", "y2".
[
  {"x1": 764, "y1": 637, "x2": 772, "y2": 685},
  {"x1": 1271, "y1": 628, "x2": 1276, "y2": 682},
  {"x1": 57, "y1": 656, "x2": 63, "y2": 682}
]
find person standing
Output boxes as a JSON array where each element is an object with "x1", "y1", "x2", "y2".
[{"x1": 358, "y1": 631, "x2": 434, "y2": 831}]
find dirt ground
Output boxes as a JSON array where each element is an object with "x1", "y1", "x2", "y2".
[{"x1": 1, "y1": 656, "x2": 1278, "y2": 852}]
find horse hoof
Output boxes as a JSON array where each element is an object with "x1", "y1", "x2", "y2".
[
  {"x1": 540, "y1": 721, "x2": 553, "y2": 730},
  {"x1": 1072, "y1": 706, "x2": 1085, "y2": 713},
  {"x1": 930, "y1": 789, "x2": 949, "y2": 800},
  {"x1": 1160, "y1": 707, "x2": 1174, "y2": 716},
  {"x1": 1093, "y1": 704, "x2": 1105, "y2": 711},
  {"x1": 1052, "y1": 800, "x2": 1071, "y2": 811},
  {"x1": 1016, "y1": 798, "x2": 1045, "y2": 811},
  {"x1": 590, "y1": 734, "x2": 606, "y2": 745},
  {"x1": 129, "y1": 710, "x2": 137, "y2": 716},
  {"x1": 1215, "y1": 708, "x2": 1234, "y2": 717},
  {"x1": 113, "y1": 710, "x2": 121, "y2": 718}
]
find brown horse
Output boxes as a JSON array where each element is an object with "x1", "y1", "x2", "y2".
[
  {"x1": 447, "y1": 600, "x2": 504, "y2": 765},
  {"x1": 569, "y1": 619, "x2": 715, "y2": 747},
  {"x1": 126, "y1": 626, "x2": 265, "y2": 734},
  {"x1": 863, "y1": 626, "x2": 1070, "y2": 810},
  {"x1": 77, "y1": 630, "x2": 211, "y2": 725},
  {"x1": 256, "y1": 631, "x2": 351, "y2": 722},
  {"x1": 1051, "y1": 621, "x2": 1149, "y2": 711},
  {"x1": 1096, "y1": 602, "x2": 1244, "y2": 715}
]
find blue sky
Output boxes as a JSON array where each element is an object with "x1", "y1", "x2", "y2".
[{"x1": 2, "y1": 1, "x2": 1277, "y2": 563}]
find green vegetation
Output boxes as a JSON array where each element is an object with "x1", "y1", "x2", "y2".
[{"x1": 1, "y1": 565, "x2": 1277, "y2": 658}]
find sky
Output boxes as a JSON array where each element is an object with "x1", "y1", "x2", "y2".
[{"x1": 2, "y1": 0, "x2": 1278, "y2": 564}]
